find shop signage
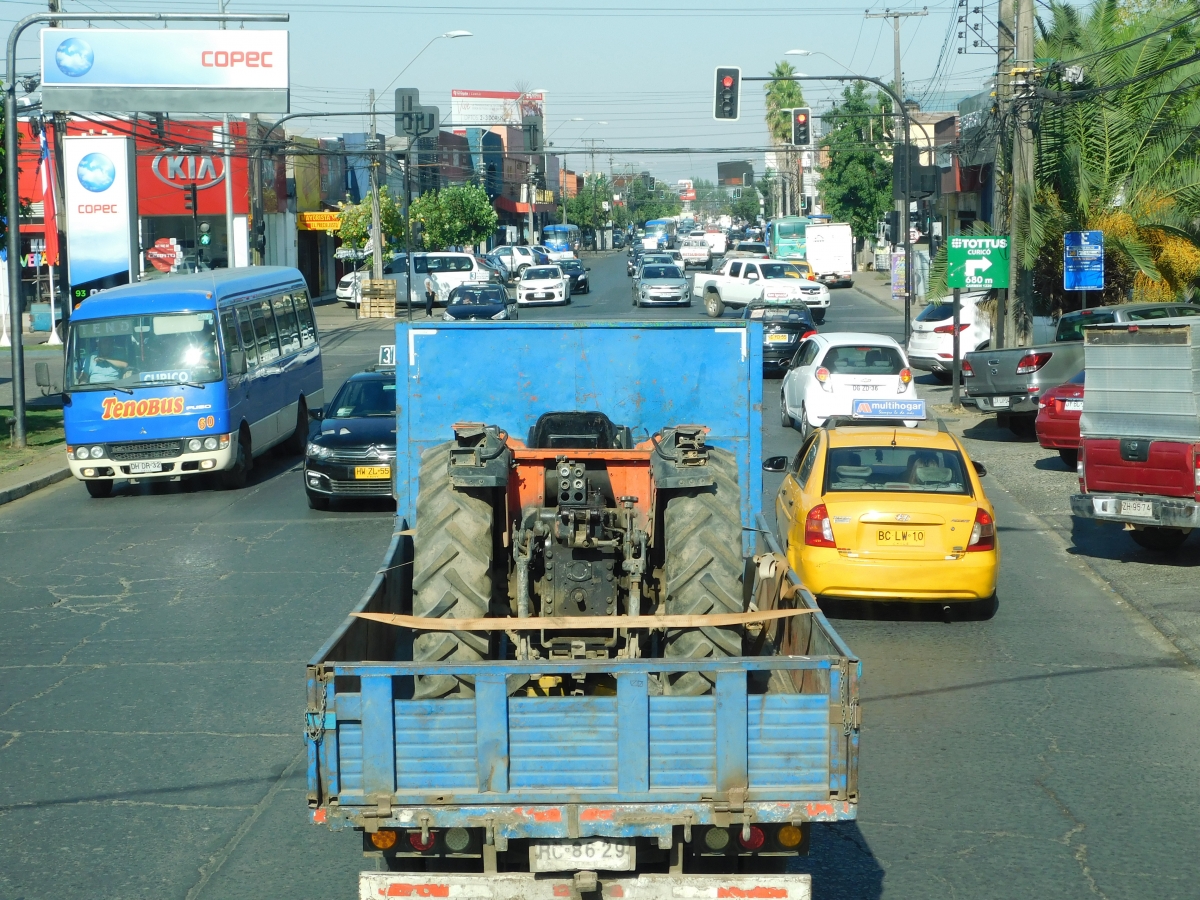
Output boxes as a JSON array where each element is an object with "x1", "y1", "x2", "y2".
[
  {"x1": 40, "y1": 28, "x2": 290, "y2": 113},
  {"x1": 147, "y1": 237, "x2": 183, "y2": 273},
  {"x1": 297, "y1": 211, "x2": 342, "y2": 231},
  {"x1": 63, "y1": 135, "x2": 138, "y2": 296},
  {"x1": 150, "y1": 154, "x2": 226, "y2": 189}
]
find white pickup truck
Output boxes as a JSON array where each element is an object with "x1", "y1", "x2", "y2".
[
  {"x1": 695, "y1": 257, "x2": 831, "y2": 321},
  {"x1": 679, "y1": 237, "x2": 712, "y2": 269}
]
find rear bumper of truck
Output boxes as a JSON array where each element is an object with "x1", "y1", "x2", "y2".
[
  {"x1": 969, "y1": 393, "x2": 1039, "y2": 415},
  {"x1": 1070, "y1": 493, "x2": 1200, "y2": 529},
  {"x1": 360, "y1": 872, "x2": 811, "y2": 900}
]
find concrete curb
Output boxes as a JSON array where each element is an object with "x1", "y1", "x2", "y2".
[{"x1": 0, "y1": 465, "x2": 71, "y2": 508}]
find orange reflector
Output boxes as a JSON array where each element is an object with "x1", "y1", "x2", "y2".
[
  {"x1": 777, "y1": 825, "x2": 803, "y2": 848},
  {"x1": 369, "y1": 829, "x2": 398, "y2": 850}
]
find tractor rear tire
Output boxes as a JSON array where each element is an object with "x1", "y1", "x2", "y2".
[
  {"x1": 411, "y1": 441, "x2": 495, "y2": 700},
  {"x1": 662, "y1": 447, "x2": 745, "y2": 695}
]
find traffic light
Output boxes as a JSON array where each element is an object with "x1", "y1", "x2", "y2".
[
  {"x1": 714, "y1": 66, "x2": 741, "y2": 121},
  {"x1": 183, "y1": 183, "x2": 198, "y2": 213},
  {"x1": 648, "y1": 176, "x2": 655, "y2": 191},
  {"x1": 791, "y1": 108, "x2": 811, "y2": 148},
  {"x1": 885, "y1": 210, "x2": 901, "y2": 245},
  {"x1": 252, "y1": 219, "x2": 266, "y2": 254}
]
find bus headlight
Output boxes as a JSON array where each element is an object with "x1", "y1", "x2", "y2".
[
  {"x1": 187, "y1": 438, "x2": 203, "y2": 452},
  {"x1": 89, "y1": 446, "x2": 106, "y2": 459},
  {"x1": 203, "y1": 437, "x2": 218, "y2": 450}
]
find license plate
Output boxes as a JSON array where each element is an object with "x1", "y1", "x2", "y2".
[
  {"x1": 1064, "y1": 400, "x2": 1084, "y2": 411},
  {"x1": 876, "y1": 527, "x2": 926, "y2": 547},
  {"x1": 1120, "y1": 500, "x2": 1154, "y2": 518},
  {"x1": 766, "y1": 333, "x2": 790, "y2": 343},
  {"x1": 354, "y1": 466, "x2": 391, "y2": 480},
  {"x1": 850, "y1": 384, "x2": 880, "y2": 393},
  {"x1": 991, "y1": 396, "x2": 1011, "y2": 408},
  {"x1": 128, "y1": 461, "x2": 163, "y2": 474},
  {"x1": 530, "y1": 839, "x2": 635, "y2": 872}
]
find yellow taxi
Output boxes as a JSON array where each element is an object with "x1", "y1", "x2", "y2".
[
  {"x1": 765, "y1": 407, "x2": 998, "y2": 608},
  {"x1": 791, "y1": 260, "x2": 816, "y2": 280}
]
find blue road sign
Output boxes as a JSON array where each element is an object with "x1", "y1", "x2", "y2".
[{"x1": 1064, "y1": 231, "x2": 1104, "y2": 291}]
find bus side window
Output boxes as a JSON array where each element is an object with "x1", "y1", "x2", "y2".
[
  {"x1": 293, "y1": 290, "x2": 317, "y2": 346},
  {"x1": 272, "y1": 293, "x2": 301, "y2": 356},
  {"x1": 249, "y1": 300, "x2": 281, "y2": 363},
  {"x1": 219, "y1": 310, "x2": 241, "y2": 356},
  {"x1": 235, "y1": 305, "x2": 259, "y2": 369}
]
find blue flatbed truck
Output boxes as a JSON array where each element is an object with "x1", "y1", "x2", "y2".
[{"x1": 306, "y1": 322, "x2": 860, "y2": 900}]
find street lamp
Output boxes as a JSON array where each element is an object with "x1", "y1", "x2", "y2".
[{"x1": 368, "y1": 30, "x2": 472, "y2": 280}]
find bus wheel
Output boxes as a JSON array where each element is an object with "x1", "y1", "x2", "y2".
[
  {"x1": 85, "y1": 479, "x2": 113, "y2": 499},
  {"x1": 220, "y1": 431, "x2": 252, "y2": 490},
  {"x1": 286, "y1": 398, "x2": 308, "y2": 455}
]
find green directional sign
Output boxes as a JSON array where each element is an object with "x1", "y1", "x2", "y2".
[{"x1": 947, "y1": 235, "x2": 1010, "y2": 289}]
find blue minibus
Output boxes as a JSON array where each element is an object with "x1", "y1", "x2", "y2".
[
  {"x1": 63, "y1": 267, "x2": 323, "y2": 497},
  {"x1": 644, "y1": 218, "x2": 676, "y2": 250},
  {"x1": 541, "y1": 223, "x2": 580, "y2": 261}
]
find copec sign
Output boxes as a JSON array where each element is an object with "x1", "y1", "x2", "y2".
[
  {"x1": 40, "y1": 28, "x2": 289, "y2": 114},
  {"x1": 62, "y1": 135, "x2": 139, "y2": 295}
]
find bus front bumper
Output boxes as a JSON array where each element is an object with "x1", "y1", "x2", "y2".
[{"x1": 67, "y1": 441, "x2": 236, "y2": 481}]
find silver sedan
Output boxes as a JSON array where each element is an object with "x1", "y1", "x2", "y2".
[{"x1": 632, "y1": 264, "x2": 691, "y2": 307}]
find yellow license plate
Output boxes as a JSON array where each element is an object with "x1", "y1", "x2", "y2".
[
  {"x1": 766, "y1": 333, "x2": 790, "y2": 343},
  {"x1": 875, "y1": 527, "x2": 925, "y2": 547},
  {"x1": 354, "y1": 466, "x2": 391, "y2": 480}
]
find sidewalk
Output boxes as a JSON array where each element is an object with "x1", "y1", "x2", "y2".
[
  {"x1": 0, "y1": 442, "x2": 70, "y2": 507},
  {"x1": 850, "y1": 269, "x2": 904, "y2": 314}
]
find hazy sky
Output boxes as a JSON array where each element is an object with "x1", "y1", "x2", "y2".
[{"x1": 4, "y1": 0, "x2": 1000, "y2": 183}]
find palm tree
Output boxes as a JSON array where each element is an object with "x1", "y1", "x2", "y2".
[
  {"x1": 1015, "y1": 0, "x2": 1200, "y2": 317},
  {"x1": 764, "y1": 61, "x2": 806, "y2": 216}
]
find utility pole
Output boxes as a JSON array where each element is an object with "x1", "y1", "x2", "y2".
[
  {"x1": 866, "y1": 5, "x2": 926, "y2": 339},
  {"x1": 992, "y1": 0, "x2": 1015, "y2": 348},
  {"x1": 1007, "y1": 0, "x2": 1035, "y2": 346},
  {"x1": 368, "y1": 88, "x2": 383, "y2": 280},
  {"x1": 219, "y1": 0, "x2": 236, "y2": 267}
]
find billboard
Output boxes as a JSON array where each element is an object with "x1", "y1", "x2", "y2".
[
  {"x1": 63, "y1": 135, "x2": 139, "y2": 299},
  {"x1": 718, "y1": 160, "x2": 754, "y2": 187},
  {"x1": 450, "y1": 89, "x2": 545, "y2": 127},
  {"x1": 41, "y1": 29, "x2": 289, "y2": 113}
]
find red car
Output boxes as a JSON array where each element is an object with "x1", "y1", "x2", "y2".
[{"x1": 1035, "y1": 371, "x2": 1085, "y2": 466}]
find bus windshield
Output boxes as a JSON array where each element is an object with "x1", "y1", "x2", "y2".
[
  {"x1": 645, "y1": 222, "x2": 669, "y2": 234},
  {"x1": 67, "y1": 312, "x2": 221, "y2": 390},
  {"x1": 776, "y1": 220, "x2": 807, "y2": 237}
]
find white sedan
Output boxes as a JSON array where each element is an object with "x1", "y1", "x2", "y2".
[
  {"x1": 517, "y1": 265, "x2": 571, "y2": 306},
  {"x1": 780, "y1": 332, "x2": 918, "y2": 436}
]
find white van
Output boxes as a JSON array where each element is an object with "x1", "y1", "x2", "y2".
[{"x1": 423, "y1": 253, "x2": 490, "y2": 306}]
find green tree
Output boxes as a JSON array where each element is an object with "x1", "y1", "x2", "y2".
[
  {"x1": 336, "y1": 185, "x2": 405, "y2": 252},
  {"x1": 566, "y1": 174, "x2": 613, "y2": 231},
  {"x1": 622, "y1": 176, "x2": 682, "y2": 225},
  {"x1": 1015, "y1": 0, "x2": 1200, "y2": 315},
  {"x1": 764, "y1": 61, "x2": 806, "y2": 144},
  {"x1": 731, "y1": 189, "x2": 761, "y2": 223},
  {"x1": 817, "y1": 82, "x2": 894, "y2": 241},
  {"x1": 410, "y1": 183, "x2": 498, "y2": 250}
]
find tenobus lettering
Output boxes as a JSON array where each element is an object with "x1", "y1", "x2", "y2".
[{"x1": 100, "y1": 396, "x2": 186, "y2": 420}]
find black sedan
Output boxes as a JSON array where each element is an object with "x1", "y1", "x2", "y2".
[
  {"x1": 742, "y1": 303, "x2": 818, "y2": 376},
  {"x1": 442, "y1": 284, "x2": 518, "y2": 320},
  {"x1": 304, "y1": 370, "x2": 396, "y2": 509},
  {"x1": 560, "y1": 258, "x2": 591, "y2": 294}
]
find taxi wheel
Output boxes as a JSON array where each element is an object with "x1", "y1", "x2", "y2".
[
  {"x1": 84, "y1": 479, "x2": 113, "y2": 499},
  {"x1": 662, "y1": 447, "x2": 744, "y2": 695},
  {"x1": 411, "y1": 441, "x2": 494, "y2": 700}
]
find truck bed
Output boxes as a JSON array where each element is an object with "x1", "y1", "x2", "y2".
[{"x1": 307, "y1": 519, "x2": 860, "y2": 837}]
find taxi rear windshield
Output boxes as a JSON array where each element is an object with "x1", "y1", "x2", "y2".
[
  {"x1": 821, "y1": 345, "x2": 905, "y2": 375},
  {"x1": 825, "y1": 446, "x2": 971, "y2": 494}
]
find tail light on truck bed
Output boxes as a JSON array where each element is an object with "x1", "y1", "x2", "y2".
[{"x1": 1015, "y1": 352, "x2": 1052, "y2": 374}]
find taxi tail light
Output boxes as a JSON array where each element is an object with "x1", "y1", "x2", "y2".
[
  {"x1": 898, "y1": 368, "x2": 913, "y2": 391},
  {"x1": 815, "y1": 367, "x2": 833, "y2": 392},
  {"x1": 804, "y1": 504, "x2": 837, "y2": 548},
  {"x1": 1015, "y1": 352, "x2": 1052, "y2": 374},
  {"x1": 967, "y1": 508, "x2": 995, "y2": 551}
]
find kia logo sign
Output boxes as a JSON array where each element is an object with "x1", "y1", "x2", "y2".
[{"x1": 150, "y1": 154, "x2": 225, "y2": 189}]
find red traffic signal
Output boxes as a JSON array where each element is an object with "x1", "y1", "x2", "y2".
[
  {"x1": 714, "y1": 66, "x2": 741, "y2": 121},
  {"x1": 791, "y1": 107, "x2": 812, "y2": 147}
]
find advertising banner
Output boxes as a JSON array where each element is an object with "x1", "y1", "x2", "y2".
[
  {"x1": 63, "y1": 135, "x2": 138, "y2": 299},
  {"x1": 450, "y1": 89, "x2": 545, "y2": 126},
  {"x1": 41, "y1": 28, "x2": 289, "y2": 113}
]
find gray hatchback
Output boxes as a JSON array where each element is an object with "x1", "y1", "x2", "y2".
[{"x1": 632, "y1": 263, "x2": 691, "y2": 307}]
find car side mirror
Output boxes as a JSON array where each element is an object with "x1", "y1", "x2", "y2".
[
  {"x1": 973, "y1": 461, "x2": 987, "y2": 477},
  {"x1": 310, "y1": 407, "x2": 324, "y2": 421},
  {"x1": 762, "y1": 455, "x2": 788, "y2": 473},
  {"x1": 228, "y1": 349, "x2": 247, "y2": 376}
]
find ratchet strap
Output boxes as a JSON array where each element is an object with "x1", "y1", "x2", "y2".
[{"x1": 353, "y1": 607, "x2": 815, "y2": 631}]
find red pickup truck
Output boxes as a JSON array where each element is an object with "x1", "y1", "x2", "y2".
[{"x1": 1070, "y1": 321, "x2": 1200, "y2": 552}]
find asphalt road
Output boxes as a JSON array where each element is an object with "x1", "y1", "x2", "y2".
[{"x1": 2, "y1": 252, "x2": 1198, "y2": 900}]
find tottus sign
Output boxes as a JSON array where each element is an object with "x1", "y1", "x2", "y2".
[{"x1": 40, "y1": 28, "x2": 289, "y2": 113}]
